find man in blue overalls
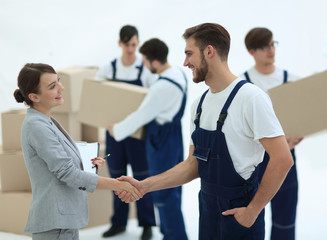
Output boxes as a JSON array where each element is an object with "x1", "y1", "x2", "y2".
[
  {"x1": 241, "y1": 27, "x2": 303, "y2": 240},
  {"x1": 96, "y1": 25, "x2": 156, "y2": 240},
  {"x1": 116, "y1": 23, "x2": 294, "y2": 240},
  {"x1": 108, "y1": 38, "x2": 188, "y2": 240}
]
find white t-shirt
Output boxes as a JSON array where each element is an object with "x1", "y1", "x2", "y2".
[
  {"x1": 114, "y1": 66, "x2": 187, "y2": 141},
  {"x1": 240, "y1": 66, "x2": 300, "y2": 92},
  {"x1": 190, "y1": 78, "x2": 284, "y2": 180},
  {"x1": 95, "y1": 57, "x2": 157, "y2": 88}
]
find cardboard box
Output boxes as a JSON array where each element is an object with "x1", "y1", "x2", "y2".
[
  {"x1": 53, "y1": 67, "x2": 98, "y2": 113},
  {"x1": 51, "y1": 112, "x2": 82, "y2": 141},
  {"x1": 0, "y1": 148, "x2": 31, "y2": 192},
  {"x1": 0, "y1": 190, "x2": 116, "y2": 235},
  {"x1": 1, "y1": 109, "x2": 26, "y2": 151},
  {"x1": 86, "y1": 188, "x2": 112, "y2": 228},
  {"x1": 0, "y1": 191, "x2": 32, "y2": 235},
  {"x1": 1, "y1": 109, "x2": 82, "y2": 151},
  {"x1": 268, "y1": 70, "x2": 327, "y2": 138},
  {"x1": 0, "y1": 164, "x2": 133, "y2": 235},
  {"x1": 86, "y1": 189, "x2": 136, "y2": 228},
  {"x1": 0, "y1": 189, "x2": 111, "y2": 234},
  {"x1": 78, "y1": 80, "x2": 148, "y2": 139},
  {"x1": 81, "y1": 124, "x2": 106, "y2": 143},
  {"x1": 87, "y1": 160, "x2": 111, "y2": 228}
]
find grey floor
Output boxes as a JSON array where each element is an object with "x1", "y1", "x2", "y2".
[{"x1": 1, "y1": 132, "x2": 327, "y2": 239}]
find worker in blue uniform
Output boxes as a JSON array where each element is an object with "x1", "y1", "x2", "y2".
[
  {"x1": 116, "y1": 23, "x2": 294, "y2": 240},
  {"x1": 96, "y1": 25, "x2": 156, "y2": 240},
  {"x1": 241, "y1": 27, "x2": 303, "y2": 240},
  {"x1": 108, "y1": 38, "x2": 188, "y2": 240}
]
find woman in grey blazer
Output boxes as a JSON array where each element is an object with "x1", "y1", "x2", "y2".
[{"x1": 13, "y1": 63, "x2": 142, "y2": 240}]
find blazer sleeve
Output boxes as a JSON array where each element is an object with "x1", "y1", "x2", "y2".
[{"x1": 27, "y1": 119, "x2": 98, "y2": 192}]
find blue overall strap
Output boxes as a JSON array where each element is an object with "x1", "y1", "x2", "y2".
[
  {"x1": 172, "y1": 70, "x2": 188, "y2": 121},
  {"x1": 244, "y1": 71, "x2": 252, "y2": 83},
  {"x1": 283, "y1": 70, "x2": 288, "y2": 83},
  {"x1": 217, "y1": 80, "x2": 248, "y2": 129},
  {"x1": 194, "y1": 89, "x2": 209, "y2": 129},
  {"x1": 135, "y1": 62, "x2": 144, "y2": 81},
  {"x1": 158, "y1": 76, "x2": 187, "y2": 121},
  {"x1": 111, "y1": 59, "x2": 117, "y2": 79},
  {"x1": 158, "y1": 76, "x2": 184, "y2": 92},
  {"x1": 180, "y1": 68, "x2": 188, "y2": 93}
]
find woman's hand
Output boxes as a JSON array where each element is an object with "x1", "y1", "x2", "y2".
[{"x1": 91, "y1": 157, "x2": 106, "y2": 170}]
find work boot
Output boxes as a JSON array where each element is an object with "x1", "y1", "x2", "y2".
[
  {"x1": 102, "y1": 225, "x2": 126, "y2": 238},
  {"x1": 141, "y1": 226, "x2": 152, "y2": 240}
]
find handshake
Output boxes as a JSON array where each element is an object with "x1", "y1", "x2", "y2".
[{"x1": 114, "y1": 176, "x2": 148, "y2": 203}]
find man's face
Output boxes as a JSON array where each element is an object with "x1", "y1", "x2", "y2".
[
  {"x1": 142, "y1": 55, "x2": 157, "y2": 73},
  {"x1": 183, "y1": 38, "x2": 208, "y2": 83},
  {"x1": 119, "y1": 35, "x2": 139, "y2": 57},
  {"x1": 250, "y1": 39, "x2": 276, "y2": 66}
]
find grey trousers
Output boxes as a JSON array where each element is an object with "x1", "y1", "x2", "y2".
[{"x1": 32, "y1": 229, "x2": 79, "y2": 240}]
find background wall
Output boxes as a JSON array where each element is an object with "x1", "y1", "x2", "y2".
[
  {"x1": 1, "y1": 0, "x2": 327, "y2": 144},
  {"x1": 1, "y1": 0, "x2": 327, "y2": 238}
]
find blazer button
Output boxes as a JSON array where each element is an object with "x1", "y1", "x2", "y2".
[
  {"x1": 82, "y1": 187, "x2": 86, "y2": 191},
  {"x1": 78, "y1": 187, "x2": 83, "y2": 190}
]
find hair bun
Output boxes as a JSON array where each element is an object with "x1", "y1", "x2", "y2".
[{"x1": 13, "y1": 89, "x2": 25, "y2": 103}]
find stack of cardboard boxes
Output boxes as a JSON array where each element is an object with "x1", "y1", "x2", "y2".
[
  {"x1": 0, "y1": 67, "x2": 113, "y2": 235},
  {"x1": 52, "y1": 66, "x2": 102, "y2": 142},
  {"x1": 0, "y1": 120, "x2": 32, "y2": 234}
]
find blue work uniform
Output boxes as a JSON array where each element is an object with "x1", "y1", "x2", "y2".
[
  {"x1": 105, "y1": 59, "x2": 156, "y2": 227},
  {"x1": 145, "y1": 76, "x2": 188, "y2": 240},
  {"x1": 244, "y1": 70, "x2": 298, "y2": 240},
  {"x1": 192, "y1": 80, "x2": 265, "y2": 240}
]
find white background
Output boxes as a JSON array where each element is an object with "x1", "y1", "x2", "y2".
[{"x1": 1, "y1": 0, "x2": 327, "y2": 239}]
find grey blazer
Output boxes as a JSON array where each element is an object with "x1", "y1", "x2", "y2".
[{"x1": 21, "y1": 108, "x2": 98, "y2": 233}]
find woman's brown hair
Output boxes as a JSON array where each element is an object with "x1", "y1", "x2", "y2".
[{"x1": 13, "y1": 63, "x2": 56, "y2": 106}]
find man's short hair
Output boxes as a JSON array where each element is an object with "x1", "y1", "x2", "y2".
[
  {"x1": 245, "y1": 27, "x2": 273, "y2": 50},
  {"x1": 139, "y1": 38, "x2": 168, "y2": 64},
  {"x1": 120, "y1": 25, "x2": 138, "y2": 44},
  {"x1": 182, "y1": 23, "x2": 230, "y2": 61}
]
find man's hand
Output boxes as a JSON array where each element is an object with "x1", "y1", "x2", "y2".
[
  {"x1": 286, "y1": 136, "x2": 303, "y2": 150},
  {"x1": 115, "y1": 176, "x2": 148, "y2": 203},
  {"x1": 107, "y1": 123, "x2": 115, "y2": 137},
  {"x1": 116, "y1": 180, "x2": 143, "y2": 202},
  {"x1": 222, "y1": 207, "x2": 257, "y2": 228}
]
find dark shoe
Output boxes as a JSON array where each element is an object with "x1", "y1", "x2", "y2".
[
  {"x1": 141, "y1": 226, "x2": 152, "y2": 240},
  {"x1": 102, "y1": 225, "x2": 126, "y2": 238}
]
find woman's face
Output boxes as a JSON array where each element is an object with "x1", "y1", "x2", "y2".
[{"x1": 33, "y1": 73, "x2": 64, "y2": 111}]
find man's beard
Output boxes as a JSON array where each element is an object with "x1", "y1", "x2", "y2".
[{"x1": 193, "y1": 53, "x2": 208, "y2": 83}]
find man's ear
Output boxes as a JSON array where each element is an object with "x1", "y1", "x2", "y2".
[
  {"x1": 152, "y1": 59, "x2": 160, "y2": 68},
  {"x1": 206, "y1": 45, "x2": 215, "y2": 58},
  {"x1": 28, "y1": 93, "x2": 40, "y2": 103},
  {"x1": 248, "y1": 49, "x2": 255, "y2": 56}
]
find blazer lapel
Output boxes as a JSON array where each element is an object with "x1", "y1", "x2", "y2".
[{"x1": 50, "y1": 116, "x2": 83, "y2": 167}]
